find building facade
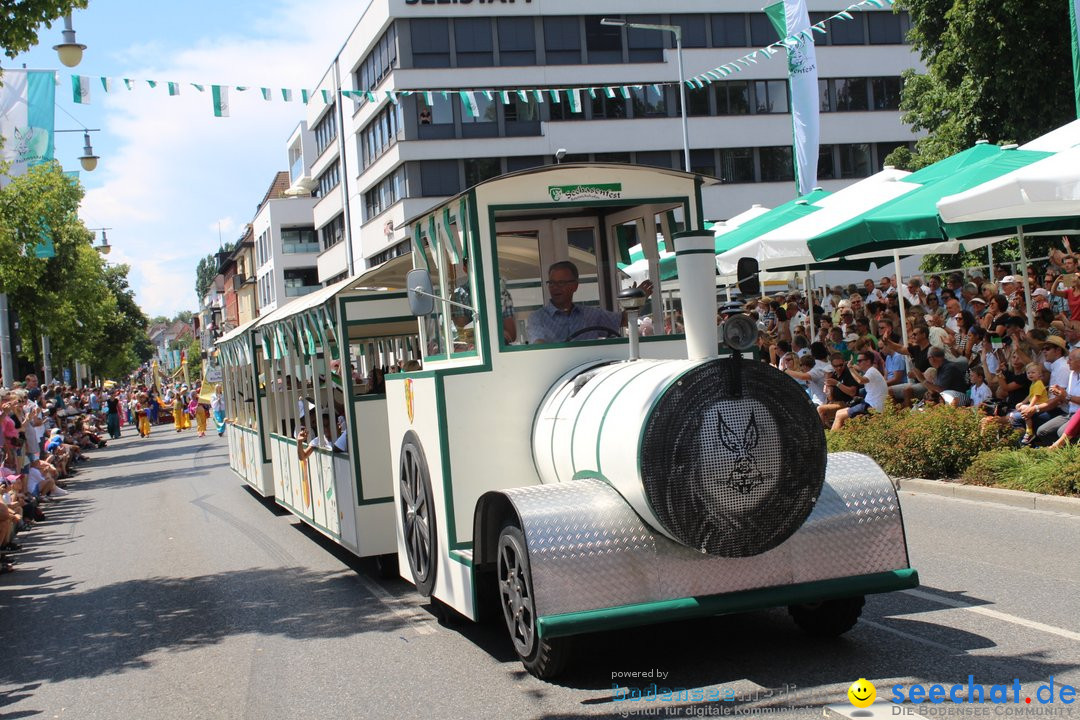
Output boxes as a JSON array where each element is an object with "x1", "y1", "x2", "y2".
[
  {"x1": 252, "y1": 171, "x2": 322, "y2": 314},
  {"x1": 291, "y1": 0, "x2": 924, "y2": 282}
]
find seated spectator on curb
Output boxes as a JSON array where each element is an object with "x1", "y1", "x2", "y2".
[{"x1": 831, "y1": 352, "x2": 889, "y2": 431}]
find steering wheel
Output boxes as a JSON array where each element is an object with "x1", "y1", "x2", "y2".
[{"x1": 567, "y1": 325, "x2": 622, "y2": 341}]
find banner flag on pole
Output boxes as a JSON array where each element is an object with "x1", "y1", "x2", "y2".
[
  {"x1": 211, "y1": 85, "x2": 230, "y2": 117},
  {"x1": 168, "y1": 82, "x2": 180, "y2": 96},
  {"x1": 765, "y1": 0, "x2": 819, "y2": 196},
  {"x1": 71, "y1": 74, "x2": 91, "y2": 104},
  {"x1": 1, "y1": 70, "x2": 56, "y2": 186},
  {"x1": 1072, "y1": 0, "x2": 1080, "y2": 117}
]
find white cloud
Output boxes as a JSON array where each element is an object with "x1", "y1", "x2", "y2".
[{"x1": 79, "y1": 0, "x2": 360, "y2": 319}]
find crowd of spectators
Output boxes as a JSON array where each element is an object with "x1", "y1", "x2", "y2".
[
  {"x1": 747, "y1": 240, "x2": 1080, "y2": 447},
  {"x1": 1, "y1": 374, "x2": 114, "y2": 575}
]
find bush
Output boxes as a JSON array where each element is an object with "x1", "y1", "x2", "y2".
[
  {"x1": 962, "y1": 445, "x2": 1080, "y2": 496},
  {"x1": 827, "y1": 402, "x2": 1016, "y2": 479}
]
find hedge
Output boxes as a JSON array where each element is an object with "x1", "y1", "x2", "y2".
[
  {"x1": 961, "y1": 445, "x2": 1080, "y2": 497},
  {"x1": 826, "y1": 402, "x2": 1016, "y2": 479}
]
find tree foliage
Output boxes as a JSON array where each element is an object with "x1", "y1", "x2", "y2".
[
  {"x1": 0, "y1": 0, "x2": 89, "y2": 60},
  {"x1": 886, "y1": 0, "x2": 1077, "y2": 274},
  {"x1": 888, "y1": 0, "x2": 1074, "y2": 169},
  {"x1": 194, "y1": 243, "x2": 234, "y2": 302}
]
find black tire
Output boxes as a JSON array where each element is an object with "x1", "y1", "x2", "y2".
[
  {"x1": 374, "y1": 553, "x2": 399, "y2": 580},
  {"x1": 788, "y1": 595, "x2": 865, "y2": 637},
  {"x1": 399, "y1": 432, "x2": 437, "y2": 597},
  {"x1": 497, "y1": 522, "x2": 572, "y2": 679}
]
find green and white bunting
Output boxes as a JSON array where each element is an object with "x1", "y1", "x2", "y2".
[
  {"x1": 212, "y1": 85, "x2": 229, "y2": 118},
  {"x1": 72, "y1": 75, "x2": 90, "y2": 104}
]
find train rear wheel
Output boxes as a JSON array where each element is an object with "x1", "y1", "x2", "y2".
[
  {"x1": 497, "y1": 522, "x2": 571, "y2": 679},
  {"x1": 399, "y1": 432, "x2": 436, "y2": 597}
]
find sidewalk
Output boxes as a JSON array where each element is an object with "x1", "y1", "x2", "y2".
[{"x1": 897, "y1": 477, "x2": 1080, "y2": 516}]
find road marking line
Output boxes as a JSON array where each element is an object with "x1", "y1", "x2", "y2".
[
  {"x1": 902, "y1": 589, "x2": 1080, "y2": 642},
  {"x1": 352, "y1": 572, "x2": 437, "y2": 636},
  {"x1": 862, "y1": 619, "x2": 965, "y2": 655}
]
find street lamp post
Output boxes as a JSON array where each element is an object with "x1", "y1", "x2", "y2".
[
  {"x1": 600, "y1": 18, "x2": 690, "y2": 172},
  {"x1": 52, "y1": 13, "x2": 86, "y2": 68}
]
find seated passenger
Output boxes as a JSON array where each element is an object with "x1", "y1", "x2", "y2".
[
  {"x1": 451, "y1": 254, "x2": 517, "y2": 344},
  {"x1": 526, "y1": 261, "x2": 652, "y2": 344}
]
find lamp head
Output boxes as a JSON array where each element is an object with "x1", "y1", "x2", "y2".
[{"x1": 78, "y1": 132, "x2": 99, "y2": 172}]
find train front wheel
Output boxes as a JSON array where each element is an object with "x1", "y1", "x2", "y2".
[
  {"x1": 497, "y1": 522, "x2": 571, "y2": 679},
  {"x1": 399, "y1": 432, "x2": 437, "y2": 597},
  {"x1": 788, "y1": 595, "x2": 865, "y2": 637}
]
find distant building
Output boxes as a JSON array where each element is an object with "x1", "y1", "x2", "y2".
[{"x1": 252, "y1": 171, "x2": 321, "y2": 314}]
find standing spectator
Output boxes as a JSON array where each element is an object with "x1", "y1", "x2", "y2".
[
  {"x1": 1050, "y1": 255, "x2": 1080, "y2": 323},
  {"x1": 1044, "y1": 268, "x2": 1069, "y2": 316},
  {"x1": 903, "y1": 277, "x2": 926, "y2": 307},
  {"x1": 105, "y1": 392, "x2": 121, "y2": 439}
]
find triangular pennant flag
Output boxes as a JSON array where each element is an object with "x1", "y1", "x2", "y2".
[
  {"x1": 459, "y1": 90, "x2": 478, "y2": 119},
  {"x1": 423, "y1": 91, "x2": 433, "y2": 105},
  {"x1": 72, "y1": 76, "x2": 91, "y2": 104},
  {"x1": 168, "y1": 82, "x2": 180, "y2": 96},
  {"x1": 441, "y1": 207, "x2": 462, "y2": 264},
  {"x1": 101, "y1": 77, "x2": 114, "y2": 92},
  {"x1": 211, "y1": 85, "x2": 230, "y2": 118},
  {"x1": 192, "y1": 83, "x2": 205, "y2": 92},
  {"x1": 301, "y1": 89, "x2": 311, "y2": 104},
  {"x1": 235, "y1": 86, "x2": 248, "y2": 92},
  {"x1": 412, "y1": 224, "x2": 429, "y2": 270},
  {"x1": 483, "y1": 90, "x2": 493, "y2": 101},
  {"x1": 365, "y1": 90, "x2": 376, "y2": 102},
  {"x1": 386, "y1": 90, "x2": 399, "y2": 104},
  {"x1": 261, "y1": 88, "x2": 272, "y2": 100},
  {"x1": 124, "y1": 79, "x2": 133, "y2": 90},
  {"x1": 499, "y1": 90, "x2": 511, "y2": 104},
  {"x1": 567, "y1": 88, "x2": 582, "y2": 113},
  {"x1": 517, "y1": 89, "x2": 528, "y2": 102},
  {"x1": 618, "y1": 86, "x2": 630, "y2": 99},
  {"x1": 533, "y1": 89, "x2": 544, "y2": 103},
  {"x1": 604, "y1": 86, "x2": 616, "y2": 99},
  {"x1": 588, "y1": 87, "x2": 598, "y2": 99},
  {"x1": 147, "y1": 80, "x2": 157, "y2": 88},
  {"x1": 282, "y1": 88, "x2": 294, "y2": 101},
  {"x1": 321, "y1": 89, "x2": 331, "y2": 104},
  {"x1": 548, "y1": 89, "x2": 561, "y2": 103}
]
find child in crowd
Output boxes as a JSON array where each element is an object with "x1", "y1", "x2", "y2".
[
  {"x1": 968, "y1": 366, "x2": 992, "y2": 411},
  {"x1": 1018, "y1": 363, "x2": 1049, "y2": 445}
]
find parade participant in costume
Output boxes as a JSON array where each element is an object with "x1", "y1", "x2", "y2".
[{"x1": 210, "y1": 385, "x2": 226, "y2": 437}]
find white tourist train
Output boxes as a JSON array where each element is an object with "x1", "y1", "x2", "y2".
[{"x1": 218, "y1": 163, "x2": 918, "y2": 679}]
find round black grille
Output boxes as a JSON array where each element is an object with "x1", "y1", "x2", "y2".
[{"x1": 640, "y1": 358, "x2": 826, "y2": 557}]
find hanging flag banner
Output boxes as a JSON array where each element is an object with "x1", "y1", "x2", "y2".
[
  {"x1": 101, "y1": 77, "x2": 114, "y2": 92},
  {"x1": 1072, "y1": 0, "x2": 1080, "y2": 117},
  {"x1": 168, "y1": 82, "x2": 180, "y2": 96},
  {"x1": 766, "y1": 0, "x2": 819, "y2": 196},
  {"x1": 1, "y1": 70, "x2": 56, "y2": 187},
  {"x1": 212, "y1": 85, "x2": 230, "y2": 117},
  {"x1": 72, "y1": 75, "x2": 91, "y2": 104}
]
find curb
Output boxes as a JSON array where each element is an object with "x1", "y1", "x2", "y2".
[{"x1": 896, "y1": 478, "x2": 1080, "y2": 516}]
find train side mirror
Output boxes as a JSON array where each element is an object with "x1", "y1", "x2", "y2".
[
  {"x1": 406, "y1": 268, "x2": 435, "y2": 316},
  {"x1": 737, "y1": 258, "x2": 760, "y2": 297}
]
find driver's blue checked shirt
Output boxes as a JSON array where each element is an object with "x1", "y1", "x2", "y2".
[{"x1": 526, "y1": 303, "x2": 622, "y2": 343}]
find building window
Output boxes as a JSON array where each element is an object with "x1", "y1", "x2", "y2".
[
  {"x1": 830, "y1": 15, "x2": 865, "y2": 45},
  {"x1": 672, "y1": 15, "x2": 707, "y2": 49},
  {"x1": 872, "y1": 76, "x2": 902, "y2": 110},
  {"x1": 835, "y1": 78, "x2": 870, "y2": 111},
  {"x1": 498, "y1": 17, "x2": 536, "y2": 65},
  {"x1": 363, "y1": 168, "x2": 405, "y2": 221},
  {"x1": 682, "y1": 85, "x2": 712, "y2": 117},
  {"x1": 314, "y1": 163, "x2": 340, "y2": 198},
  {"x1": 464, "y1": 158, "x2": 501, "y2": 188},
  {"x1": 368, "y1": 239, "x2": 411, "y2": 268},
  {"x1": 353, "y1": 25, "x2": 397, "y2": 106},
  {"x1": 636, "y1": 151, "x2": 672, "y2": 169},
  {"x1": 320, "y1": 213, "x2": 345, "y2": 250},
  {"x1": 505, "y1": 94, "x2": 541, "y2": 136},
  {"x1": 284, "y1": 268, "x2": 320, "y2": 297},
  {"x1": 594, "y1": 152, "x2": 632, "y2": 164},
  {"x1": 590, "y1": 92, "x2": 627, "y2": 120},
  {"x1": 839, "y1": 143, "x2": 873, "y2": 178},
  {"x1": 544, "y1": 17, "x2": 581, "y2": 65},
  {"x1": 716, "y1": 81, "x2": 750, "y2": 115},
  {"x1": 818, "y1": 79, "x2": 832, "y2": 112},
  {"x1": 748, "y1": 13, "x2": 779, "y2": 46},
  {"x1": 455, "y1": 17, "x2": 494, "y2": 67},
  {"x1": 417, "y1": 93, "x2": 455, "y2": 140},
  {"x1": 759, "y1": 146, "x2": 794, "y2": 183},
  {"x1": 361, "y1": 102, "x2": 404, "y2": 168},
  {"x1": 631, "y1": 85, "x2": 666, "y2": 118},
  {"x1": 754, "y1": 80, "x2": 789, "y2": 113},
  {"x1": 690, "y1": 149, "x2": 716, "y2": 176},
  {"x1": 711, "y1": 14, "x2": 747, "y2": 47},
  {"x1": 818, "y1": 145, "x2": 836, "y2": 181},
  {"x1": 719, "y1": 148, "x2": 754, "y2": 183},
  {"x1": 626, "y1": 15, "x2": 664, "y2": 62},
  {"x1": 411, "y1": 19, "x2": 451, "y2": 68},
  {"x1": 419, "y1": 159, "x2": 461, "y2": 197},
  {"x1": 506, "y1": 155, "x2": 544, "y2": 172},
  {"x1": 282, "y1": 228, "x2": 319, "y2": 254},
  {"x1": 584, "y1": 16, "x2": 622, "y2": 64},
  {"x1": 868, "y1": 12, "x2": 904, "y2": 44},
  {"x1": 313, "y1": 107, "x2": 337, "y2": 156},
  {"x1": 461, "y1": 93, "x2": 497, "y2": 138}
]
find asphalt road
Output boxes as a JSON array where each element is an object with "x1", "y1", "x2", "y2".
[{"x1": 1, "y1": 428, "x2": 1078, "y2": 720}]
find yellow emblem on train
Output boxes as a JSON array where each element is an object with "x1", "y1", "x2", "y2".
[{"x1": 405, "y1": 378, "x2": 414, "y2": 424}]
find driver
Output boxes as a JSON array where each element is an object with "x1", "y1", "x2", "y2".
[{"x1": 527, "y1": 261, "x2": 652, "y2": 344}]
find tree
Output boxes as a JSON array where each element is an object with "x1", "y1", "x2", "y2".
[
  {"x1": 0, "y1": 0, "x2": 90, "y2": 60},
  {"x1": 888, "y1": 0, "x2": 1074, "y2": 170},
  {"x1": 86, "y1": 264, "x2": 153, "y2": 378},
  {"x1": 194, "y1": 242, "x2": 234, "y2": 302},
  {"x1": 887, "y1": 0, "x2": 1076, "y2": 274}
]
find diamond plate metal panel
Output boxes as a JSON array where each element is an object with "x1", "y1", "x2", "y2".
[{"x1": 504, "y1": 452, "x2": 909, "y2": 618}]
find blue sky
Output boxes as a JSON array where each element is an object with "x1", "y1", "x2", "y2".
[{"x1": 7, "y1": 0, "x2": 363, "y2": 319}]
